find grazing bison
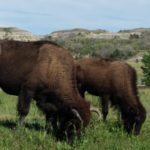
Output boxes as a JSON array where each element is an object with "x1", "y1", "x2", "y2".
[
  {"x1": 0, "y1": 40, "x2": 91, "y2": 140},
  {"x1": 76, "y1": 58, "x2": 146, "y2": 135}
]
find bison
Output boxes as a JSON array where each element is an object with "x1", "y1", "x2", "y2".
[
  {"x1": 0, "y1": 40, "x2": 91, "y2": 140},
  {"x1": 76, "y1": 57, "x2": 146, "y2": 135}
]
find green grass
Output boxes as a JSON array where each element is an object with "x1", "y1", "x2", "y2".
[
  {"x1": 126, "y1": 61, "x2": 144, "y2": 85},
  {"x1": 0, "y1": 88, "x2": 149, "y2": 150}
]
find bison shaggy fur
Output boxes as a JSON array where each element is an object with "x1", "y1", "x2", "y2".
[
  {"x1": 76, "y1": 57, "x2": 146, "y2": 135},
  {"x1": 0, "y1": 40, "x2": 91, "y2": 140}
]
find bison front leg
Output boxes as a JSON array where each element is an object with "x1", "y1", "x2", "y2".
[
  {"x1": 17, "y1": 88, "x2": 34, "y2": 126},
  {"x1": 100, "y1": 95, "x2": 109, "y2": 121},
  {"x1": 45, "y1": 113, "x2": 58, "y2": 135},
  {"x1": 36, "y1": 100, "x2": 58, "y2": 135}
]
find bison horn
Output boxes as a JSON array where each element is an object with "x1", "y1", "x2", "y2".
[
  {"x1": 72, "y1": 109, "x2": 83, "y2": 122},
  {"x1": 90, "y1": 106, "x2": 102, "y2": 120}
]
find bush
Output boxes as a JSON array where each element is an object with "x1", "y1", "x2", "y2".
[{"x1": 142, "y1": 51, "x2": 150, "y2": 86}]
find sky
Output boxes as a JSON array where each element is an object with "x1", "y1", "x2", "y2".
[{"x1": 0, "y1": 0, "x2": 150, "y2": 35}]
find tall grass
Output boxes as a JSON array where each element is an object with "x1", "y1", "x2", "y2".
[{"x1": 0, "y1": 88, "x2": 149, "y2": 150}]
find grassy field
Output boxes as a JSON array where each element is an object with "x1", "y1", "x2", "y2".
[
  {"x1": 126, "y1": 60, "x2": 144, "y2": 85},
  {"x1": 0, "y1": 87, "x2": 149, "y2": 150}
]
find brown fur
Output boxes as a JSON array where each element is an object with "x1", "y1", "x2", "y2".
[
  {"x1": 0, "y1": 40, "x2": 91, "y2": 140},
  {"x1": 76, "y1": 57, "x2": 146, "y2": 135}
]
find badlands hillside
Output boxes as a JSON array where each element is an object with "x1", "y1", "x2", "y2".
[{"x1": 0, "y1": 27, "x2": 150, "y2": 59}]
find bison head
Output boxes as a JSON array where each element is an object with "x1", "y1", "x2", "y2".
[
  {"x1": 122, "y1": 105, "x2": 146, "y2": 135},
  {"x1": 57, "y1": 106, "x2": 89, "y2": 142}
]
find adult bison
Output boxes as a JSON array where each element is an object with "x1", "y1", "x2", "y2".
[
  {"x1": 76, "y1": 57, "x2": 146, "y2": 135},
  {"x1": 0, "y1": 40, "x2": 91, "y2": 140}
]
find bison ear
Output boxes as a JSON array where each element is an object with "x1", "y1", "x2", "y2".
[{"x1": 72, "y1": 109, "x2": 83, "y2": 122}]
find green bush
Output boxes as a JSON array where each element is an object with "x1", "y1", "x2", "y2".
[{"x1": 142, "y1": 51, "x2": 150, "y2": 86}]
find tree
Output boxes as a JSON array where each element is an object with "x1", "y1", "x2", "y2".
[{"x1": 142, "y1": 51, "x2": 150, "y2": 86}]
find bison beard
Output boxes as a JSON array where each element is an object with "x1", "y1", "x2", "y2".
[
  {"x1": 0, "y1": 40, "x2": 91, "y2": 141},
  {"x1": 76, "y1": 58, "x2": 146, "y2": 135}
]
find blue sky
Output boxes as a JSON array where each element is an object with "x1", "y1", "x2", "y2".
[{"x1": 0, "y1": 0, "x2": 150, "y2": 35}]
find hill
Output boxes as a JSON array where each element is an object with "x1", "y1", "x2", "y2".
[
  {"x1": 119, "y1": 28, "x2": 150, "y2": 33},
  {"x1": 44, "y1": 28, "x2": 150, "y2": 59},
  {"x1": 45, "y1": 28, "x2": 142, "y2": 41},
  {"x1": 0, "y1": 27, "x2": 41, "y2": 41},
  {"x1": 0, "y1": 27, "x2": 150, "y2": 59}
]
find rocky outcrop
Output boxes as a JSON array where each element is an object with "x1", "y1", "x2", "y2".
[
  {"x1": 0, "y1": 27, "x2": 149, "y2": 42},
  {"x1": 45, "y1": 28, "x2": 107, "y2": 41},
  {"x1": 0, "y1": 27, "x2": 42, "y2": 41},
  {"x1": 45, "y1": 28, "x2": 142, "y2": 41}
]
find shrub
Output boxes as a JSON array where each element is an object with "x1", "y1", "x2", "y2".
[{"x1": 142, "y1": 51, "x2": 150, "y2": 86}]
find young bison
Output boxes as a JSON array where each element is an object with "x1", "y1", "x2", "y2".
[
  {"x1": 76, "y1": 58, "x2": 146, "y2": 135},
  {"x1": 0, "y1": 40, "x2": 91, "y2": 141}
]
